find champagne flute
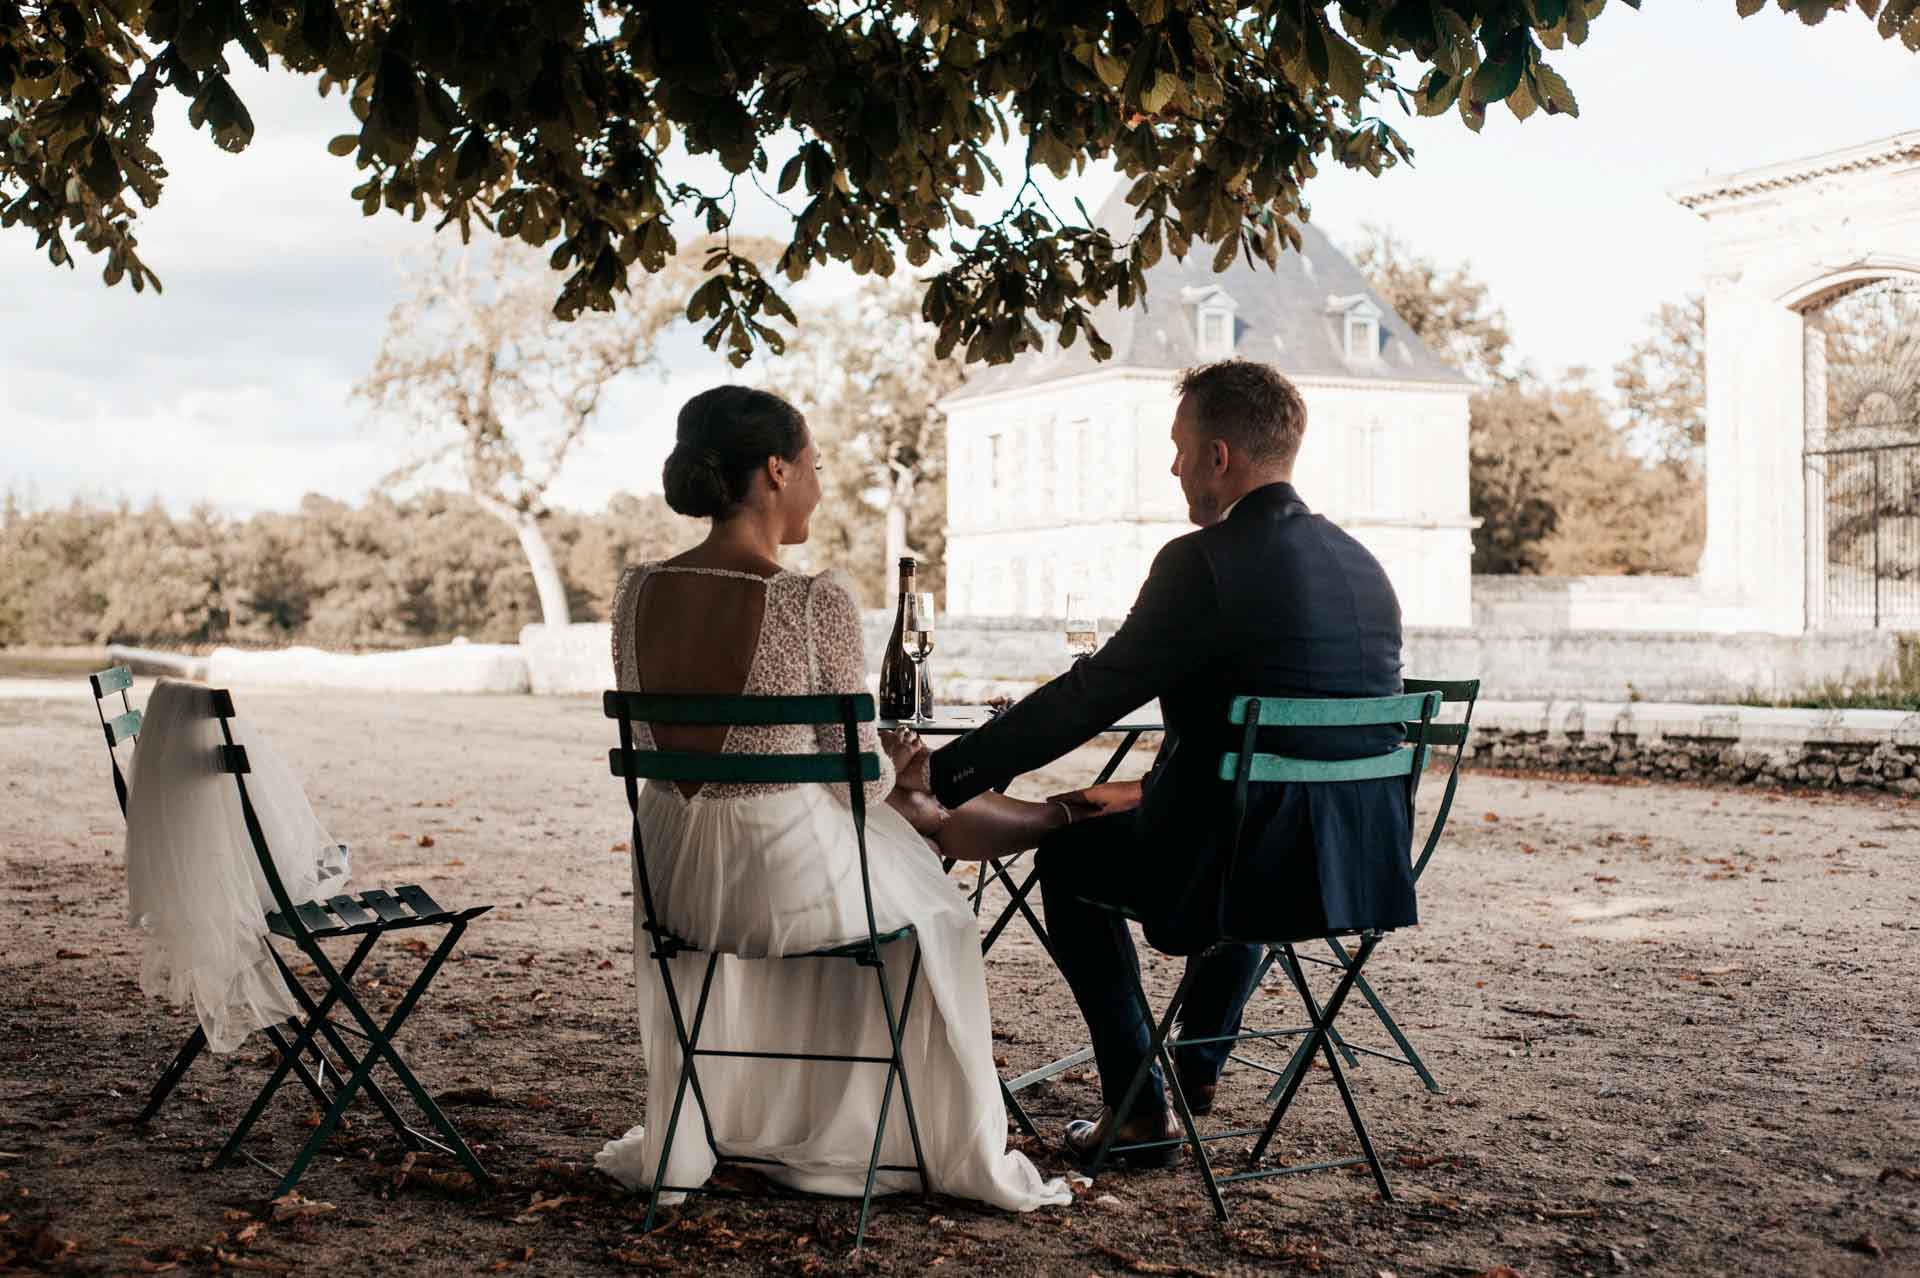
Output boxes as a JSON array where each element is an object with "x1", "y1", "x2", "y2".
[
  {"x1": 1064, "y1": 592, "x2": 1099, "y2": 659},
  {"x1": 904, "y1": 591, "x2": 936, "y2": 723}
]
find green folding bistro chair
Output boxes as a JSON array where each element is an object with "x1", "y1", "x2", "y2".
[
  {"x1": 605, "y1": 691, "x2": 931, "y2": 1249},
  {"x1": 1265, "y1": 677, "x2": 1481, "y2": 1096},
  {"x1": 91, "y1": 667, "x2": 350, "y2": 1134},
  {"x1": 1084, "y1": 690, "x2": 1446, "y2": 1222},
  {"x1": 91, "y1": 670, "x2": 494, "y2": 1196}
]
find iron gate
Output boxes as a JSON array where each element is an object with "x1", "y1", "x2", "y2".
[{"x1": 1805, "y1": 280, "x2": 1920, "y2": 630}]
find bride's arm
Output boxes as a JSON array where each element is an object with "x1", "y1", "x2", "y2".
[{"x1": 805, "y1": 572, "x2": 896, "y2": 806}]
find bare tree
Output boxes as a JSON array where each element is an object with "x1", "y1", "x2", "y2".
[{"x1": 355, "y1": 238, "x2": 744, "y2": 626}]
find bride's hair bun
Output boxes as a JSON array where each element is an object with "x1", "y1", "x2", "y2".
[
  {"x1": 662, "y1": 386, "x2": 807, "y2": 520},
  {"x1": 662, "y1": 443, "x2": 731, "y2": 519}
]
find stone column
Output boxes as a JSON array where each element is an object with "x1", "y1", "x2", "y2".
[
  {"x1": 1803, "y1": 312, "x2": 1830, "y2": 630},
  {"x1": 1700, "y1": 285, "x2": 1809, "y2": 632}
]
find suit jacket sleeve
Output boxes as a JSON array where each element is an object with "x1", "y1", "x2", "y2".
[{"x1": 929, "y1": 533, "x2": 1218, "y2": 808}]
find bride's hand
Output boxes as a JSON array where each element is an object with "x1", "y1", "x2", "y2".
[{"x1": 879, "y1": 729, "x2": 933, "y2": 791}]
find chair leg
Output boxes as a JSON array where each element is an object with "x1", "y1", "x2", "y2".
[
  {"x1": 1264, "y1": 944, "x2": 1356, "y2": 1104},
  {"x1": 1323, "y1": 937, "x2": 1441, "y2": 1094},
  {"x1": 855, "y1": 944, "x2": 924, "y2": 1249},
  {"x1": 211, "y1": 932, "x2": 380, "y2": 1171},
  {"x1": 1286, "y1": 943, "x2": 1360, "y2": 1068},
  {"x1": 643, "y1": 952, "x2": 720, "y2": 1233},
  {"x1": 271, "y1": 922, "x2": 490, "y2": 1196},
  {"x1": 1249, "y1": 939, "x2": 1392, "y2": 1201},
  {"x1": 267, "y1": 944, "x2": 422, "y2": 1145},
  {"x1": 886, "y1": 947, "x2": 933, "y2": 1201},
  {"x1": 139, "y1": 1024, "x2": 208, "y2": 1123}
]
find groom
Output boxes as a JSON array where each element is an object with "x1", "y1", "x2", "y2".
[{"x1": 922, "y1": 359, "x2": 1413, "y2": 1160}]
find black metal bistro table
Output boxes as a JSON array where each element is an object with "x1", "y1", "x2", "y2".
[{"x1": 879, "y1": 703, "x2": 1164, "y2": 1137}]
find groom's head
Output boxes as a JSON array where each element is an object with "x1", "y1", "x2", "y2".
[{"x1": 1170, "y1": 360, "x2": 1306, "y2": 527}]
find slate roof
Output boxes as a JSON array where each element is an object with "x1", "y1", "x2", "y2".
[{"x1": 945, "y1": 183, "x2": 1471, "y2": 403}]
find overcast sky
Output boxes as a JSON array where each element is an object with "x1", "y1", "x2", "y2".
[{"x1": 4, "y1": 4, "x2": 1916, "y2": 517}]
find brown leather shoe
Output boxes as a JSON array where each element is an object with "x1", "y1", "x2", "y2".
[
  {"x1": 1062, "y1": 1106, "x2": 1182, "y2": 1169},
  {"x1": 1177, "y1": 1079, "x2": 1218, "y2": 1117}
]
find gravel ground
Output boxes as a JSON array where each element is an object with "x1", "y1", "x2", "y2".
[{"x1": 2, "y1": 683, "x2": 1917, "y2": 1276}]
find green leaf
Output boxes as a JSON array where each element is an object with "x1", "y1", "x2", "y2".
[
  {"x1": 1532, "y1": 61, "x2": 1579, "y2": 114},
  {"x1": 1140, "y1": 69, "x2": 1179, "y2": 115},
  {"x1": 1468, "y1": 55, "x2": 1525, "y2": 106},
  {"x1": 327, "y1": 132, "x2": 358, "y2": 156},
  {"x1": 1321, "y1": 28, "x2": 1368, "y2": 102},
  {"x1": 1736, "y1": 0, "x2": 1766, "y2": 13}
]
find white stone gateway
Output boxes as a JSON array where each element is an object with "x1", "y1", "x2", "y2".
[
  {"x1": 1674, "y1": 129, "x2": 1920, "y2": 635},
  {"x1": 937, "y1": 186, "x2": 1476, "y2": 629}
]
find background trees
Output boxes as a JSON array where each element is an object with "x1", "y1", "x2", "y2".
[
  {"x1": 0, "y1": 489, "x2": 691, "y2": 649},
  {"x1": 759, "y1": 275, "x2": 964, "y2": 605},
  {"x1": 1352, "y1": 229, "x2": 1705, "y2": 574},
  {"x1": 353, "y1": 238, "x2": 723, "y2": 626},
  {"x1": 8, "y1": 0, "x2": 1913, "y2": 369}
]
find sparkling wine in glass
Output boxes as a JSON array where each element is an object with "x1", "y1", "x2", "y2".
[
  {"x1": 1064, "y1": 592, "x2": 1099, "y2": 659},
  {"x1": 904, "y1": 592, "x2": 936, "y2": 722}
]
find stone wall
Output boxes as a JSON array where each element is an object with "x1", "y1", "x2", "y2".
[
  {"x1": 523, "y1": 616, "x2": 1910, "y2": 705},
  {"x1": 1465, "y1": 701, "x2": 1920, "y2": 797}
]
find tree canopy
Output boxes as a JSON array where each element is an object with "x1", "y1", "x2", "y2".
[{"x1": 7, "y1": 0, "x2": 1914, "y2": 369}]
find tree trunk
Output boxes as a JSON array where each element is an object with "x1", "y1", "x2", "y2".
[
  {"x1": 883, "y1": 464, "x2": 915, "y2": 604},
  {"x1": 514, "y1": 515, "x2": 572, "y2": 627}
]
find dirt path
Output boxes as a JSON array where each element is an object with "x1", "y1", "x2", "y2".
[{"x1": 2, "y1": 685, "x2": 1916, "y2": 1276}]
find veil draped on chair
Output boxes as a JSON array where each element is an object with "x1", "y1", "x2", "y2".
[{"x1": 124, "y1": 679, "x2": 347, "y2": 1053}]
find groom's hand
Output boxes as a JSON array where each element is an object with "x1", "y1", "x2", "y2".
[{"x1": 1046, "y1": 779, "x2": 1143, "y2": 820}]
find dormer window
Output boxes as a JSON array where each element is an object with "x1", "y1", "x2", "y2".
[
  {"x1": 1180, "y1": 285, "x2": 1239, "y2": 359},
  {"x1": 1345, "y1": 312, "x2": 1378, "y2": 362},
  {"x1": 1326, "y1": 294, "x2": 1384, "y2": 365}
]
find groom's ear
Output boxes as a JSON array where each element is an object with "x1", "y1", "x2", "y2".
[{"x1": 1210, "y1": 436, "x2": 1231, "y2": 474}]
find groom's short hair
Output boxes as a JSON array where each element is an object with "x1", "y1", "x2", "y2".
[{"x1": 1176, "y1": 360, "x2": 1307, "y2": 467}]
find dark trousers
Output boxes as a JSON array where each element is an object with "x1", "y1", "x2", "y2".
[{"x1": 1035, "y1": 812, "x2": 1263, "y2": 1122}]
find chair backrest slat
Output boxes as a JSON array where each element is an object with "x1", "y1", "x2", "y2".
[
  {"x1": 604, "y1": 690, "x2": 875, "y2": 726},
  {"x1": 604, "y1": 689, "x2": 887, "y2": 961},
  {"x1": 1215, "y1": 750, "x2": 1418, "y2": 784},
  {"x1": 215, "y1": 743, "x2": 252, "y2": 774},
  {"x1": 1229, "y1": 691, "x2": 1438, "y2": 728},
  {"x1": 90, "y1": 666, "x2": 134, "y2": 698},
  {"x1": 608, "y1": 748, "x2": 879, "y2": 785},
  {"x1": 103, "y1": 708, "x2": 142, "y2": 747}
]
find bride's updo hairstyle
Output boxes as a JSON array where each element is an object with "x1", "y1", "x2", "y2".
[{"x1": 662, "y1": 386, "x2": 807, "y2": 520}]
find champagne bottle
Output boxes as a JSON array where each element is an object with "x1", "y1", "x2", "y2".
[{"x1": 878, "y1": 557, "x2": 920, "y2": 720}]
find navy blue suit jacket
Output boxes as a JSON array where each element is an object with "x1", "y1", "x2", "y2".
[{"x1": 929, "y1": 482, "x2": 1414, "y2": 953}]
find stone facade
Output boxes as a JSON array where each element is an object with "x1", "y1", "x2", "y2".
[
  {"x1": 938, "y1": 185, "x2": 1476, "y2": 629},
  {"x1": 1672, "y1": 130, "x2": 1920, "y2": 634}
]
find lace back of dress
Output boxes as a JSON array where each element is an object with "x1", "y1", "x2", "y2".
[{"x1": 611, "y1": 563, "x2": 819, "y2": 801}]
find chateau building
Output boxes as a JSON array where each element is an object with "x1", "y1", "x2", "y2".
[{"x1": 938, "y1": 188, "x2": 1476, "y2": 627}]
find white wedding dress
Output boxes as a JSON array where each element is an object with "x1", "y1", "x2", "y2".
[{"x1": 595, "y1": 563, "x2": 1070, "y2": 1213}]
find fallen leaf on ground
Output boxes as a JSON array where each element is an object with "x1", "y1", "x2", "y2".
[
  {"x1": 1846, "y1": 1233, "x2": 1885, "y2": 1258},
  {"x1": 1088, "y1": 1241, "x2": 1221, "y2": 1276},
  {"x1": 416, "y1": 834, "x2": 436, "y2": 847},
  {"x1": 1879, "y1": 1166, "x2": 1920, "y2": 1183},
  {"x1": 54, "y1": 949, "x2": 89, "y2": 960},
  {"x1": 269, "y1": 1191, "x2": 336, "y2": 1223}
]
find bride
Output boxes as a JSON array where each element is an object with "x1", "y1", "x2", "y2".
[{"x1": 595, "y1": 385, "x2": 1074, "y2": 1213}]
